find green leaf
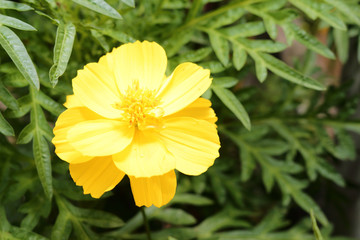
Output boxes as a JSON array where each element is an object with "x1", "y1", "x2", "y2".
[
  {"x1": 36, "y1": 91, "x2": 66, "y2": 116},
  {"x1": 253, "y1": 54, "x2": 268, "y2": 82},
  {"x1": 90, "y1": 29, "x2": 110, "y2": 51},
  {"x1": 257, "y1": 52, "x2": 326, "y2": 90},
  {"x1": 100, "y1": 28, "x2": 135, "y2": 43},
  {"x1": 324, "y1": 0, "x2": 360, "y2": 25},
  {"x1": 171, "y1": 193, "x2": 213, "y2": 206},
  {"x1": 0, "y1": 14, "x2": 36, "y2": 31},
  {"x1": 241, "y1": 39, "x2": 287, "y2": 53},
  {"x1": 221, "y1": 21, "x2": 265, "y2": 38},
  {"x1": 153, "y1": 209, "x2": 196, "y2": 225},
  {"x1": 72, "y1": 0, "x2": 122, "y2": 19},
  {"x1": 233, "y1": 44, "x2": 247, "y2": 71},
  {"x1": 51, "y1": 212, "x2": 72, "y2": 240},
  {"x1": 239, "y1": 147, "x2": 256, "y2": 182},
  {"x1": 291, "y1": 189, "x2": 328, "y2": 226},
  {"x1": 334, "y1": 28, "x2": 349, "y2": 63},
  {"x1": 310, "y1": 210, "x2": 324, "y2": 240},
  {"x1": 121, "y1": 0, "x2": 135, "y2": 7},
  {"x1": 285, "y1": 23, "x2": 335, "y2": 59},
  {"x1": 211, "y1": 84, "x2": 251, "y2": 130},
  {"x1": 289, "y1": 0, "x2": 346, "y2": 30},
  {"x1": 200, "y1": 61, "x2": 227, "y2": 73},
  {"x1": 0, "y1": 26, "x2": 39, "y2": 89},
  {"x1": 208, "y1": 32, "x2": 229, "y2": 66},
  {"x1": 17, "y1": 123, "x2": 34, "y2": 144},
  {"x1": 0, "y1": 112, "x2": 14, "y2": 136},
  {"x1": 49, "y1": 22, "x2": 76, "y2": 86},
  {"x1": 0, "y1": 80, "x2": 18, "y2": 110},
  {"x1": 264, "y1": 16, "x2": 277, "y2": 39},
  {"x1": 213, "y1": 77, "x2": 238, "y2": 88},
  {"x1": 71, "y1": 208, "x2": 124, "y2": 228},
  {"x1": 33, "y1": 131, "x2": 52, "y2": 199},
  {"x1": 205, "y1": 7, "x2": 245, "y2": 28},
  {"x1": 0, "y1": 1, "x2": 33, "y2": 11}
]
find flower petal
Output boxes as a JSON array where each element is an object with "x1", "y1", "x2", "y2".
[
  {"x1": 52, "y1": 107, "x2": 103, "y2": 163},
  {"x1": 63, "y1": 94, "x2": 84, "y2": 108},
  {"x1": 129, "y1": 170, "x2": 176, "y2": 207},
  {"x1": 72, "y1": 62, "x2": 123, "y2": 119},
  {"x1": 157, "y1": 63, "x2": 212, "y2": 116},
  {"x1": 69, "y1": 156, "x2": 125, "y2": 198},
  {"x1": 159, "y1": 117, "x2": 220, "y2": 175},
  {"x1": 167, "y1": 98, "x2": 217, "y2": 124},
  {"x1": 112, "y1": 41, "x2": 167, "y2": 92},
  {"x1": 113, "y1": 130, "x2": 175, "y2": 177},
  {"x1": 67, "y1": 119, "x2": 135, "y2": 156}
]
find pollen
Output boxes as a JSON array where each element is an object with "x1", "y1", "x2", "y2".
[{"x1": 114, "y1": 81, "x2": 164, "y2": 129}]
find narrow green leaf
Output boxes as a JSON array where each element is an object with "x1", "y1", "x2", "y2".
[
  {"x1": 50, "y1": 22, "x2": 76, "y2": 86},
  {"x1": 212, "y1": 84, "x2": 251, "y2": 130},
  {"x1": 253, "y1": 0, "x2": 286, "y2": 11},
  {"x1": 101, "y1": 29, "x2": 135, "y2": 43},
  {"x1": 121, "y1": 0, "x2": 135, "y2": 7},
  {"x1": 240, "y1": 39, "x2": 287, "y2": 53},
  {"x1": 324, "y1": 0, "x2": 360, "y2": 25},
  {"x1": 239, "y1": 147, "x2": 256, "y2": 182},
  {"x1": 221, "y1": 21, "x2": 265, "y2": 38},
  {"x1": 51, "y1": 212, "x2": 72, "y2": 240},
  {"x1": 0, "y1": 112, "x2": 14, "y2": 136},
  {"x1": 233, "y1": 44, "x2": 247, "y2": 71},
  {"x1": 163, "y1": 30, "x2": 194, "y2": 57},
  {"x1": 4, "y1": 95, "x2": 31, "y2": 118},
  {"x1": 90, "y1": 29, "x2": 110, "y2": 51},
  {"x1": 258, "y1": 52, "x2": 326, "y2": 90},
  {"x1": 289, "y1": 0, "x2": 346, "y2": 30},
  {"x1": 0, "y1": 1, "x2": 33, "y2": 11},
  {"x1": 171, "y1": 194, "x2": 213, "y2": 206},
  {"x1": 285, "y1": 23, "x2": 335, "y2": 59},
  {"x1": 264, "y1": 16, "x2": 277, "y2": 39},
  {"x1": 72, "y1": 207, "x2": 124, "y2": 228},
  {"x1": 205, "y1": 7, "x2": 245, "y2": 28},
  {"x1": 0, "y1": 26, "x2": 39, "y2": 89},
  {"x1": 310, "y1": 210, "x2": 324, "y2": 240},
  {"x1": 334, "y1": 28, "x2": 349, "y2": 63},
  {"x1": 0, "y1": 14, "x2": 36, "y2": 31},
  {"x1": 36, "y1": 91, "x2": 66, "y2": 116},
  {"x1": 200, "y1": 61, "x2": 227, "y2": 73},
  {"x1": 253, "y1": 55, "x2": 267, "y2": 82},
  {"x1": 292, "y1": 190, "x2": 328, "y2": 225},
  {"x1": 17, "y1": 124, "x2": 34, "y2": 144},
  {"x1": 72, "y1": 0, "x2": 122, "y2": 19},
  {"x1": 316, "y1": 158, "x2": 345, "y2": 187},
  {"x1": 208, "y1": 32, "x2": 229, "y2": 66},
  {"x1": 33, "y1": 131, "x2": 52, "y2": 199},
  {"x1": 213, "y1": 77, "x2": 238, "y2": 88},
  {"x1": 0, "y1": 80, "x2": 18, "y2": 110},
  {"x1": 153, "y1": 209, "x2": 196, "y2": 225}
]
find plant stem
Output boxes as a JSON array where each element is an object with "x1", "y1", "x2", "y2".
[{"x1": 141, "y1": 207, "x2": 152, "y2": 240}]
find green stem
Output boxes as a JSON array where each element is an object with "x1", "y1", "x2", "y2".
[{"x1": 141, "y1": 207, "x2": 152, "y2": 240}]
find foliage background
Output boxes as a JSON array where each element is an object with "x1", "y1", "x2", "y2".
[{"x1": 0, "y1": 0, "x2": 360, "y2": 239}]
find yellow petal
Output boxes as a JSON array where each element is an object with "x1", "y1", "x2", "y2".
[
  {"x1": 129, "y1": 170, "x2": 176, "y2": 207},
  {"x1": 52, "y1": 107, "x2": 103, "y2": 163},
  {"x1": 113, "y1": 130, "x2": 175, "y2": 177},
  {"x1": 167, "y1": 98, "x2": 217, "y2": 124},
  {"x1": 159, "y1": 117, "x2": 220, "y2": 175},
  {"x1": 67, "y1": 119, "x2": 135, "y2": 156},
  {"x1": 69, "y1": 156, "x2": 125, "y2": 198},
  {"x1": 72, "y1": 62, "x2": 123, "y2": 119},
  {"x1": 111, "y1": 41, "x2": 167, "y2": 92},
  {"x1": 63, "y1": 95, "x2": 83, "y2": 108},
  {"x1": 156, "y1": 63, "x2": 212, "y2": 116}
]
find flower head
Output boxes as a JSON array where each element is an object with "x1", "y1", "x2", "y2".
[{"x1": 52, "y1": 41, "x2": 220, "y2": 207}]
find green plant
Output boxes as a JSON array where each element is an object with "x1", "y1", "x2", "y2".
[{"x1": 0, "y1": 0, "x2": 359, "y2": 239}]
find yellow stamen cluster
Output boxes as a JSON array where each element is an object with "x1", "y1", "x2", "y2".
[{"x1": 115, "y1": 81, "x2": 164, "y2": 129}]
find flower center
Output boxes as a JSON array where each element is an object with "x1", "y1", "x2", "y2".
[{"x1": 114, "y1": 81, "x2": 164, "y2": 130}]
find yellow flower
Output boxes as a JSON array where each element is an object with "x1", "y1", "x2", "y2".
[{"x1": 52, "y1": 41, "x2": 220, "y2": 207}]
